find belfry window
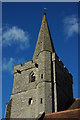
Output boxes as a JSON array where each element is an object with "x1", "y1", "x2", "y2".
[{"x1": 29, "y1": 71, "x2": 35, "y2": 82}]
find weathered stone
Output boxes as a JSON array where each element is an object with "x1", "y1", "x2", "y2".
[{"x1": 5, "y1": 13, "x2": 73, "y2": 119}]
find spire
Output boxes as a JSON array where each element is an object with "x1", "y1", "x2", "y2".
[{"x1": 33, "y1": 13, "x2": 55, "y2": 61}]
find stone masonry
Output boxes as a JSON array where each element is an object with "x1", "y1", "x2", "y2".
[{"x1": 5, "y1": 13, "x2": 73, "y2": 118}]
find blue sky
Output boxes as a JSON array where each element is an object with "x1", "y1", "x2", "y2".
[{"x1": 2, "y1": 2, "x2": 79, "y2": 118}]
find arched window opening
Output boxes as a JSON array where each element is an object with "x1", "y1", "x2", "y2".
[{"x1": 29, "y1": 71, "x2": 35, "y2": 83}]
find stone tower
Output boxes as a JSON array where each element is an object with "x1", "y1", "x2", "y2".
[{"x1": 5, "y1": 13, "x2": 73, "y2": 118}]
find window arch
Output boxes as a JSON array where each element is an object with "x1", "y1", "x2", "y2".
[{"x1": 29, "y1": 71, "x2": 35, "y2": 83}]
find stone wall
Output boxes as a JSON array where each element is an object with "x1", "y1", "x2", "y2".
[
  {"x1": 5, "y1": 51, "x2": 73, "y2": 118},
  {"x1": 37, "y1": 51, "x2": 53, "y2": 114},
  {"x1": 55, "y1": 53, "x2": 73, "y2": 111},
  {"x1": 10, "y1": 89, "x2": 37, "y2": 118},
  {"x1": 7, "y1": 50, "x2": 54, "y2": 118},
  {"x1": 10, "y1": 61, "x2": 39, "y2": 118}
]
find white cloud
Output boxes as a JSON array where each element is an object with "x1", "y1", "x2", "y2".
[
  {"x1": 3, "y1": 57, "x2": 15, "y2": 74},
  {"x1": 63, "y1": 15, "x2": 79, "y2": 39},
  {"x1": 3, "y1": 26, "x2": 30, "y2": 50},
  {"x1": 3, "y1": 57, "x2": 25, "y2": 74}
]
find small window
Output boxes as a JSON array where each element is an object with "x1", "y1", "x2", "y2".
[
  {"x1": 40, "y1": 98, "x2": 43, "y2": 104},
  {"x1": 28, "y1": 98, "x2": 33, "y2": 105},
  {"x1": 41, "y1": 74, "x2": 43, "y2": 79},
  {"x1": 29, "y1": 71, "x2": 35, "y2": 82}
]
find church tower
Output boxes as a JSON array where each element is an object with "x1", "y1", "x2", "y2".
[{"x1": 5, "y1": 13, "x2": 73, "y2": 118}]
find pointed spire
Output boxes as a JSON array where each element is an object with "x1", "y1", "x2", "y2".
[{"x1": 33, "y1": 13, "x2": 55, "y2": 61}]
